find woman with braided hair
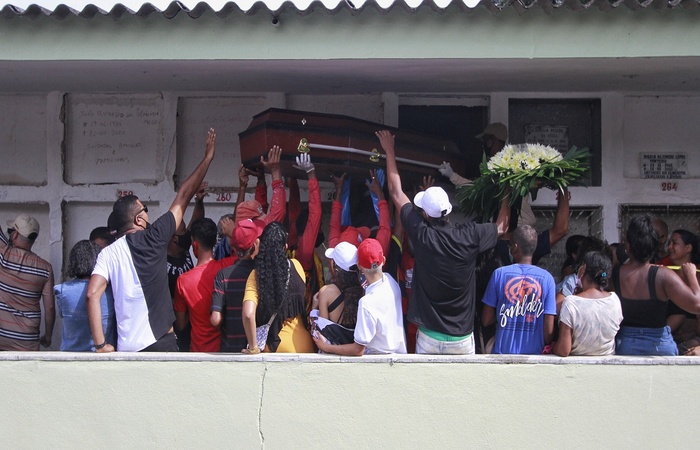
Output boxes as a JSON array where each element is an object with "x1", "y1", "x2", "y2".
[
  {"x1": 241, "y1": 222, "x2": 314, "y2": 353},
  {"x1": 553, "y1": 251, "x2": 623, "y2": 356}
]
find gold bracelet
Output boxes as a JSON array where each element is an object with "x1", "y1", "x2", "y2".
[{"x1": 245, "y1": 345, "x2": 261, "y2": 354}]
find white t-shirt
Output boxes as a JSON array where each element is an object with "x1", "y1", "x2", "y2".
[
  {"x1": 354, "y1": 273, "x2": 407, "y2": 355},
  {"x1": 92, "y1": 212, "x2": 176, "y2": 352},
  {"x1": 559, "y1": 292, "x2": 623, "y2": 356}
]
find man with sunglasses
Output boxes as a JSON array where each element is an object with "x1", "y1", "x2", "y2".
[
  {"x1": 86, "y1": 129, "x2": 217, "y2": 352},
  {"x1": 0, "y1": 214, "x2": 55, "y2": 351}
]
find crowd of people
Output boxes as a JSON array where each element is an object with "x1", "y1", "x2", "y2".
[{"x1": 2, "y1": 123, "x2": 700, "y2": 357}]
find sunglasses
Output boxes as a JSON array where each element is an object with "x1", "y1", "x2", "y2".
[
  {"x1": 137, "y1": 205, "x2": 149, "y2": 214},
  {"x1": 6, "y1": 228, "x2": 14, "y2": 236}
]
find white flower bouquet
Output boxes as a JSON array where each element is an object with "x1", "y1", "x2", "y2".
[{"x1": 456, "y1": 143, "x2": 590, "y2": 221}]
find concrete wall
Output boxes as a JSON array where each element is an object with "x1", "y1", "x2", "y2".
[
  {"x1": 1, "y1": 352, "x2": 698, "y2": 448},
  {"x1": 3, "y1": 91, "x2": 700, "y2": 281}
]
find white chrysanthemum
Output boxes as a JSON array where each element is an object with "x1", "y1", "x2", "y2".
[
  {"x1": 522, "y1": 154, "x2": 540, "y2": 170},
  {"x1": 486, "y1": 144, "x2": 563, "y2": 172},
  {"x1": 488, "y1": 143, "x2": 561, "y2": 172},
  {"x1": 528, "y1": 144, "x2": 562, "y2": 163}
]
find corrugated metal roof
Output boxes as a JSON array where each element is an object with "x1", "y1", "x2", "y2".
[{"x1": 1, "y1": 0, "x2": 698, "y2": 18}]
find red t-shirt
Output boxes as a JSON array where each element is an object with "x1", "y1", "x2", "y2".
[{"x1": 174, "y1": 256, "x2": 235, "y2": 352}]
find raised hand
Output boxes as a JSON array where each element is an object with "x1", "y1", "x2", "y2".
[
  {"x1": 220, "y1": 216, "x2": 235, "y2": 239},
  {"x1": 420, "y1": 175, "x2": 434, "y2": 192},
  {"x1": 194, "y1": 181, "x2": 209, "y2": 202},
  {"x1": 331, "y1": 172, "x2": 347, "y2": 201},
  {"x1": 205, "y1": 128, "x2": 216, "y2": 160},
  {"x1": 261, "y1": 145, "x2": 282, "y2": 181},
  {"x1": 375, "y1": 130, "x2": 395, "y2": 157},
  {"x1": 366, "y1": 169, "x2": 385, "y2": 200},
  {"x1": 293, "y1": 153, "x2": 315, "y2": 173},
  {"x1": 438, "y1": 161, "x2": 454, "y2": 178}
]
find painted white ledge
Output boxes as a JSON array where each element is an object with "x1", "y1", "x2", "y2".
[{"x1": 2, "y1": 351, "x2": 699, "y2": 365}]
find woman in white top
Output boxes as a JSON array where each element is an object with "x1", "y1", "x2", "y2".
[{"x1": 553, "y1": 251, "x2": 623, "y2": 357}]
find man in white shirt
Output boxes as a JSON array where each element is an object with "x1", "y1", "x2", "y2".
[{"x1": 313, "y1": 238, "x2": 406, "y2": 355}]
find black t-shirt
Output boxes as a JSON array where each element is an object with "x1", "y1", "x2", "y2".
[
  {"x1": 383, "y1": 235, "x2": 403, "y2": 283},
  {"x1": 125, "y1": 211, "x2": 177, "y2": 345},
  {"x1": 401, "y1": 203, "x2": 498, "y2": 336},
  {"x1": 167, "y1": 253, "x2": 194, "y2": 299}
]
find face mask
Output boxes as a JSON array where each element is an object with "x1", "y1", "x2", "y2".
[
  {"x1": 358, "y1": 271, "x2": 368, "y2": 289},
  {"x1": 176, "y1": 231, "x2": 192, "y2": 250}
]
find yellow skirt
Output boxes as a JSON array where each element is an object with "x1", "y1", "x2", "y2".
[{"x1": 275, "y1": 315, "x2": 315, "y2": 353}]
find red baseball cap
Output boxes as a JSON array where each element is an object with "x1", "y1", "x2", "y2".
[
  {"x1": 357, "y1": 238, "x2": 384, "y2": 270},
  {"x1": 231, "y1": 219, "x2": 264, "y2": 252},
  {"x1": 235, "y1": 200, "x2": 265, "y2": 223},
  {"x1": 338, "y1": 226, "x2": 371, "y2": 247}
]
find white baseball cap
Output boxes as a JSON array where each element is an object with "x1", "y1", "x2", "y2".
[
  {"x1": 7, "y1": 214, "x2": 40, "y2": 239},
  {"x1": 414, "y1": 186, "x2": 452, "y2": 218},
  {"x1": 324, "y1": 241, "x2": 358, "y2": 272}
]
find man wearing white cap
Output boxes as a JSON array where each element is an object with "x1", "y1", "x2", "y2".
[
  {"x1": 0, "y1": 214, "x2": 55, "y2": 350},
  {"x1": 377, "y1": 130, "x2": 510, "y2": 355},
  {"x1": 438, "y1": 122, "x2": 536, "y2": 229}
]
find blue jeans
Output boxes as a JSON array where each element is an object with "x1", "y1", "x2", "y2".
[
  {"x1": 615, "y1": 325, "x2": 678, "y2": 356},
  {"x1": 416, "y1": 330, "x2": 475, "y2": 355}
]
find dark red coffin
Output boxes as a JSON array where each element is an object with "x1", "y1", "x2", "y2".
[{"x1": 239, "y1": 108, "x2": 465, "y2": 184}]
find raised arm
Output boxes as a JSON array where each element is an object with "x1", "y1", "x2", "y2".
[
  {"x1": 366, "y1": 169, "x2": 391, "y2": 255},
  {"x1": 261, "y1": 146, "x2": 286, "y2": 224},
  {"x1": 170, "y1": 128, "x2": 216, "y2": 229},
  {"x1": 549, "y1": 188, "x2": 571, "y2": 247},
  {"x1": 328, "y1": 173, "x2": 347, "y2": 249},
  {"x1": 252, "y1": 166, "x2": 269, "y2": 213},
  {"x1": 376, "y1": 130, "x2": 410, "y2": 210},
  {"x1": 293, "y1": 153, "x2": 322, "y2": 270},
  {"x1": 187, "y1": 182, "x2": 208, "y2": 231},
  {"x1": 235, "y1": 164, "x2": 250, "y2": 214},
  {"x1": 494, "y1": 192, "x2": 511, "y2": 238}
]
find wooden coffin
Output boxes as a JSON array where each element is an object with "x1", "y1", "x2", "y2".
[{"x1": 239, "y1": 108, "x2": 465, "y2": 184}]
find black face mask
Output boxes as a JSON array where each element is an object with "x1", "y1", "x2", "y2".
[{"x1": 176, "y1": 231, "x2": 192, "y2": 250}]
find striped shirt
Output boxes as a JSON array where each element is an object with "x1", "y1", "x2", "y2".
[
  {"x1": 0, "y1": 230, "x2": 54, "y2": 351},
  {"x1": 211, "y1": 258, "x2": 255, "y2": 352}
]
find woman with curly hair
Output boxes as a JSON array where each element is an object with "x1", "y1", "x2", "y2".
[
  {"x1": 241, "y1": 222, "x2": 314, "y2": 353},
  {"x1": 612, "y1": 214, "x2": 700, "y2": 355},
  {"x1": 553, "y1": 251, "x2": 623, "y2": 356},
  {"x1": 54, "y1": 240, "x2": 116, "y2": 351}
]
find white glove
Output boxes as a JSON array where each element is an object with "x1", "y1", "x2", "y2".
[
  {"x1": 438, "y1": 161, "x2": 454, "y2": 178},
  {"x1": 293, "y1": 153, "x2": 315, "y2": 173}
]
